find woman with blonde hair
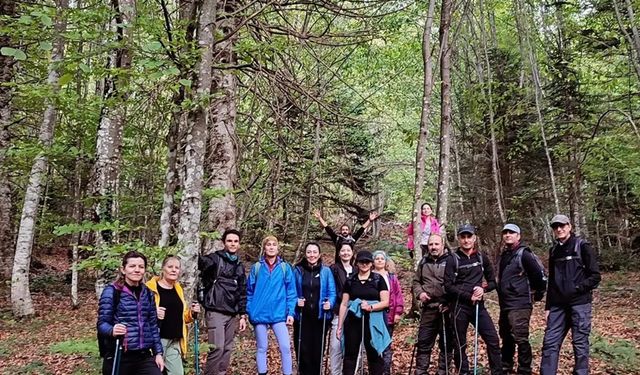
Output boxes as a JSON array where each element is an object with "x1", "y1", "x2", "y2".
[
  {"x1": 247, "y1": 236, "x2": 297, "y2": 375},
  {"x1": 146, "y1": 255, "x2": 201, "y2": 375}
]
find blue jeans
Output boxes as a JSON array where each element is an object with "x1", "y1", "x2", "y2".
[
  {"x1": 255, "y1": 322, "x2": 293, "y2": 374},
  {"x1": 540, "y1": 304, "x2": 592, "y2": 375}
]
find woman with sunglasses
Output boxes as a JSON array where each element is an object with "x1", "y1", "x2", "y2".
[{"x1": 336, "y1": 250, "x2": 390, "y2": 375}]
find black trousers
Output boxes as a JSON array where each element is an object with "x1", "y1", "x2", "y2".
[
  {"x1": 101, "y1": 349, "x2": 162, "y2": 375},
  {"x1": 452, "y1": 302, "x2": 502, "y2": 375},
  {"x1": 293, "y1": 311, "x2": 330, "y2": 375},
  {"x1": 342, "y1": 313, "x2": 385, "y2": 375},
  {"x1": 499, "y1": 308, "x2": 533, "y2": 374},
  {"x1": 415, "y1": 307, "x2": 454, "y2": 375}
]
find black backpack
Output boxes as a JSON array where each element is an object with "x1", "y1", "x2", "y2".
[{"x1": 97, "y1": 287, "x2": 121, "y2": 358}]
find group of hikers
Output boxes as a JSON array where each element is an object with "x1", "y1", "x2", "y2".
[{"x1": 96, "y1": 203, "x2": 601, "y2": 375}]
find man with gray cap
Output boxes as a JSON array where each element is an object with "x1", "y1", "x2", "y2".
[
  {"x1": 540, "y1": 215, "x2": 601, "y2": 375},
  {"x1": 444, "y1": 224, "x2": 502, "y2": 375},
  {"x1": 496, "y1": 223, "x2": 547, "y2": 374}
]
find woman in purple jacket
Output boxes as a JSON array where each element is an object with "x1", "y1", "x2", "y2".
[
  {"x1": 97, "y1": 251, "x2": 164, "y2": 375},
  {"x1": 373, "y1": 250, "x2": 404, "y2": 375}
]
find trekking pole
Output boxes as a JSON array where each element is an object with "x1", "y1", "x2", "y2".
[
  {"x1": 194, "y1": 311, "x2": 200, "y2": 375},
  {"x1": 442, "y1": 313, "x2": 448, "y2": 375},
  {"x1": 319, "y1": 299, "x2": 329, "y2": 375},
  {"x1": 473, "y1": 303, "x2": 479, "y2": 375},
  {"x1": 407, "y1": 341, "x2": 417, "y2": 375},
  {"x1": 359, "y1": 314, "x2": 365, "y2": 375},
  {"x1": 111, "y1": 337, "x2": 122, "y2": 375},
  {"x1": 298, "y1": 309, "x2": 304, "y2": 372}
]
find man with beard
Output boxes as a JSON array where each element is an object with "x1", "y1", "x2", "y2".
[{"x1": 412, "y1": 234, "x2": 453, "y2": 375}]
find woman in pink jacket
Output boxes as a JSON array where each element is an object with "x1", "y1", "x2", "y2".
[
  {"x1": 372, "y1": 250, "x2": 404, "y2": 375},
  {"x1": 406, "y1": 203, "x2": 441, "y2": 259}
]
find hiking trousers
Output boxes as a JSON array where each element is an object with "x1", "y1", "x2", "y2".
[
  {"x1": 415, "y1": 307, "x2": 453, "y2": 375},
  {"x1": 540, "y1": 303, "x2": 592, "y2": 375},
  {"x1": 452, "y1": 302, "x2": 502, "y2": 375},
  {"x1": 499, "y1": 308, "x2": 532, "y2": 375},
  {"x1": 204, "y1": 310, "x2": 238, "y2": 375},
  {"x1": 101, "y1": 349, "x2": 162, "y2": 375}
]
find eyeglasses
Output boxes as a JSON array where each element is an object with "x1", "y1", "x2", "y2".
[
  {"x1": 502, "y1": 230, "x2": 517, "y2": 234},
  {"x1": 551, "y1": 223, "x2": 568, "y2": 230}
]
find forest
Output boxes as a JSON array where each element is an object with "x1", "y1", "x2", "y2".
[{"x1": 1, "y1": 0, "x2": 640, "y2": 373}]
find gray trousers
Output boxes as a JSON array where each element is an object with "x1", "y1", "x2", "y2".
[
  {"x1": 540, "y1": 303, "x2": 592, "y2": 375},
  {"x1": 204, "y1": 311, "x2": 238, "y2": 375}
]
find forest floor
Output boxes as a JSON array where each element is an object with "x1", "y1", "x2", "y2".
[{"x1": 1, "y1": 237, "x2": 639, "y2": 375}]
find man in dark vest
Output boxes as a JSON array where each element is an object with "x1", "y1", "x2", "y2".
[
  {"x1": 496, "y1": 223, "x2": 547, "y2": 374},
  {"x1": 540, "y1": 215, "x2": 601, "y2": 375},
  {"x1": 313, "y1": 210, "x2": 379, "y2": 261}
]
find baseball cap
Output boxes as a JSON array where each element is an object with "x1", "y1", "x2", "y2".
[
  {"x1": 355, "y1": 250, "x2": 374, "y2": 263},
  {"x1": 550, "y1": 214, "x2": 571, "y2": 227},
  {"x1": 457, "y1": 224, "x2": 476, "y2": 236},
  {"x1": 502, "y1": 223, "x2": 521, "y2": 234}
]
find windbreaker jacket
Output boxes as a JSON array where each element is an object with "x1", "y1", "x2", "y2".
[
  {"x1": 97, "y1": 283, "x2": 163, "y2": 355},
  {"x1": 146, "y1": 277, "x2": 194, "y2": 358},
  {"x1": 293, "y1": 262, "x2": 337, "y2": 320},
  {"x1": 546, "y1": 234, "x2": 601, "y2": 309},
  {"x1": 246, "y1": 257, "x2": 298, "y2": 325},
  {"x1": 198, "y1": 250, "x2": 247, "y2": 316},
  {"x1": 386, "y1": 273, "x2": 404, "y2": 325},
  {"x1": 497, "y1": 244, "x2": 547, "y2": 311},
  {"x1": 412, "y1": 252, "x2": 449, "y2": 307},
  {"x1": 444, "y1": 248, "x2": 497, "y2": 306}
]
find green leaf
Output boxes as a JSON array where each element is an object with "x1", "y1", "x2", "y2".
[
  {"x1": 38, "y1": 42, "x2": 53, "y2": 51},
  {"x1": 18, "y1": 15, "x2": 33, "y2": 24},
  {"x1": 179, "y1": 79, "x2": 192, "y2": 88},
  {"x1": 59, "y1": 73, "x2": 74, "y2": 86},
  {"x1": 78, "y1": 63, "x2": 91, "y2": 73},
  {"x1": 40, "y1": 14, "x2": 53, "y2": 27},
  {"x1": 1, "y1": 47, "x2": 27, "y2": 61},
  {"x1": 144, "y1": 41, "x2": 163, "y2": 52}
]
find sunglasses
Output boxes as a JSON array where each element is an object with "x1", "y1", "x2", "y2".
[
  {"x1": 551, "y1": 223, "x2": 568, "y2": 230},
  {"x1": 357, "y1": 260, "x2": 372, "y2": 264}
]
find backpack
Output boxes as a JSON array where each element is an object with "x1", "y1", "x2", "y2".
[
  {"x1": 97, "y1": 287, "x2": 121, "y2": 358},
  {"x1": 452, "y1": 250, "x2": 484, "y2": 277},
  {"x1": 252, "y1": 261, "x2": 289, "y2": 282},
  {"x1": 552, "y1": 237, "x2": 585, "y2": 266},
  {"x1": 514, "y1": 247, "x2": 548, "y2": 282}
]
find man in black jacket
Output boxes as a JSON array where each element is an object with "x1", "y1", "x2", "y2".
[
  {"x1": 313, "y1": 209, "x2": 379, "y2": 261},
  {"x1": 444, "y1": 224, "x2": 502, "y2": 375},
  {"x1": 496, "y1": 224, "x2": 547, "y2": 375},
  {"x1": 199, "y1": 229, "x2": 247, "y2": 375},
  {"x1": 412, "y1": 233, "x2": 452, "y2": 375},
  {"x1": 540, "y1": 215, "x2": 601, "y2": 375}
]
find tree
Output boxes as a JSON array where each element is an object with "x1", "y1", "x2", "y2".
[
  {"x1": 0, "y1": 0, "x2": 16, "y2": 280},
  {"x1": 12, "y1": 0, "x2": 69, "y2": 317}
]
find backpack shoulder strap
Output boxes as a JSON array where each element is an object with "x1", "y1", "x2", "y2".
[
  {"x1": 573, "y1": 236, "x2": 585, "y2": 265},
  {"x1": 515, "y1": 247, "x2": 526, "y2": 271}
]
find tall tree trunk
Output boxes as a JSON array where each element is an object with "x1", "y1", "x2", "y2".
[
  {"x1": 412, "y1": 0, "x2": 437, "y2": 269},
  {"x1": 204, "y1": 0, "x2": 239, "y2": 254},
  {"x1": 613, "y1": 0, "x2": 640, "y2": 81},
  {"x1": 477, "y1": 0, "x2": 506, "y2": 223},
  {"x1": 0, "y1": 0, "x2": 16, "y2": 280},
  {"x1": 436, "y1": 0, "x2": 453, "y2": 228},
  {"x1": 295, "y1": 117, "x2": 321, "y2": 262},
  {"x1": 177, "y1": 0, "x2": 217, "y2": 297},
  {"x1": 514, "y1": 0, "x2": 561, "y2": 214},
  {"x1": 93, "y1": 0, "x2": 136, "y2": 298},
  {"x1": 158, "y1": 0, "x2": 198, "y2": 248},
  {"x1": 11, "y1": 0, "x2": 68, "y2": 317}
]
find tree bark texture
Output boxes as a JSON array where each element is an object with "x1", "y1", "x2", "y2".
[
  {"x1": 93, "y1": 0, "x2": 136, "y2": 298},
  {"x1": 204, "y1": 0, "x2": 239, "y2": 253},
  {"x1": 177, "y1": 0, "x2": 217, "y2": 298},
  {"x1": 0, "y1": 0, "x2": 16, "y2": 280},
  {"x1": 412, "y1": 0, "x2": 437, "y2": 269},
  {"x1": 12, "y1": 0, "x2": 68, "y2": 317},
  {"x1": 436, "y1": 0, "x2": 453, "y2": 228},
  {"x1": 613, "y1": 0, "x2": 640, "y2": 81}
]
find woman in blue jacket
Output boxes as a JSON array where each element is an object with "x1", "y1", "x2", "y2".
[
  {"x1": 293, "y1": 242, "x2": 337, "y2": 375},
  {"x1": 247, "y1": 236, "x2": 298, "y2": 375},
  {"x1": 97, "y1": 250, "x2": 164, "y2": 375}
]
